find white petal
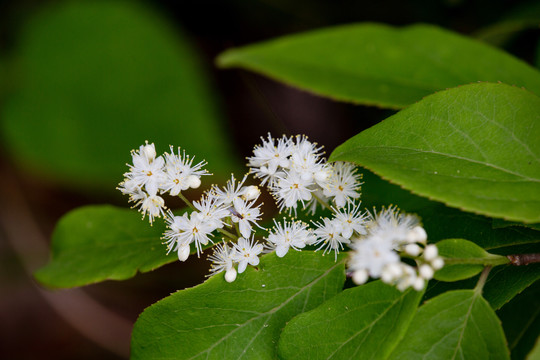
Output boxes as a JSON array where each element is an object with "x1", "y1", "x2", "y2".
[
  {"x1": 275, "y1": 245, "x2": 289, "y2": 257},
  {"x1": 237, "y1": 261, "x2": 248, "y2": 273}
]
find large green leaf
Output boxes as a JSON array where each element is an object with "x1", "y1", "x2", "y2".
[
  {"x1": 1, "y1": 1, "x2": 237, "y2": 191},
  {"x1": 217, "y1": 23, "x2": 540, "y2": 108},
  {"x1": 331, "y1": 82, "x2": 540, "y2": 223},
  {"x1": 435, "y1": 239, "x2": 508, "y2": 282},
  {"x1": 35, "y1": 205, "x2": 176, "y2": 288},
  {"x1": 389, "y1": 290, "x2": 509, "y2": 360},
  {"x1": 359, "y1": 169, "x2": 540, "y2": 250},
  {"x1": 130, "y1": 252, "x2": 346, "y2": 360},
  {"x1": 278, "y1": 281, "x2": 423, "y2": 360}
]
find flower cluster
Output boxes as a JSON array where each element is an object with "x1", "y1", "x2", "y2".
[
  {"x1": 119, "y1": 137, "x2": 444, "y2": 291},
  {"x1": 248, "y1": 134, "x2": 361, "y2": 214},
  {"x1": 162, "y1": 174, "x2": 265, "y2": 263},
  {"x1": 118, "y1": 142, "x2": 208, "y2": 224},
  {"x1": 347, "y1": 206, "x2": 444, "y2": 291}
]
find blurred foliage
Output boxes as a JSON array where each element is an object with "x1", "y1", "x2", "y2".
[{"x1": 0, "y1": 1, "x2": 238, "y2": 193}]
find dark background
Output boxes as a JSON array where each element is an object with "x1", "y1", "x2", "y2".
[{"x1": 0, "y1": 0, "x2": 538, "y2": 358}]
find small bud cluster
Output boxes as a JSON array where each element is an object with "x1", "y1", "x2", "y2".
[
  {"x1": 119, "y1": 136, "x2": 444, "y2": 290},
  {"x1": 347, "y1": 206, "x2": 444, "y2": 291}
]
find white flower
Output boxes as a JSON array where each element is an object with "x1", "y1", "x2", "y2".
[
  {"x1": 348, "y1": 236, "x2": 399, "y2": 279},
  {"x1": 126, "y1": 142, "x2": 166, "y2": 196},
  {"x1": 137, "y1": 193, "x2": 166, "y2": 225},
  {"x1": 232, "y1": 237, "x2": 264, "y2": 273},
  {"x1": 323, "y1": 162, "x2": 361, "y2": 208},
  {"x1": 368, "y1": 206, "x2": 422, "y2": 249},
  {"x1": 333, "y1": 202, "x2": 369, "y2": 239},
  {"x1": 193, "y1": 194, "x2": 229, "y2": 231},
  {"x1": 273, "y1": 170, "x2": 314, "y2": 213},
  {"x1": 231, "y1": 197, "x2": 263, "y2": 238},
  {"x1": 208, "y1": 242, "x2": 237, "y2": 282},
  {"x1": 248, "y1": 134, "x2": 294, "y2": 185},
  {"x1": 266, "y1": 219, "x2": 314, "y2": 257},
  {"x1": 289, "y1": 136, "x2": 328, "y2": 184},
  {"x1": 213, "y1": 174, "x2": 248, "y2": 206},
  {"x1": 313, "y1": 217, "x2": 350, "y2": 260},
  {"x1": 161, "y1": 146, "x2": 208, "y2": 196},
  {"x1": 163, "y1": 211, "x2": 215, "y2": 259}
]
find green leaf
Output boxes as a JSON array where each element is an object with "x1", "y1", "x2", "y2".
[
  {"x1": 278, "y1": 281, "x2": 423, "y2": 360},
  {"x1": 435, "y1": 239, "x2": 509, "y2": 282},
  {"x1": 528, "y1": 339, "x2": 540, "y2": 360},
  {"x1": 1, "y1": 1, "x2": 237, "y2": 191},
  {"x1": 493, "y1": 218, "x2": 540, "y2": 231},
  {"x1": 389, "y1": 290, "x2": 510, "y2": 360},
  {"x1": 474, "y1": 2, "x2": 540, "y2": 47},
  {"x1": 217, "y1": 23, "x2": 540, "y2": 109},
  {"x1": 35, "y1": 205, "x2": 176, "y2": 288},
  {"x1": 359, "y1": 169, "x2": 540, "y2": 250},
  {"x1": 425, "y1": 263, "x2": 540, "y2": 310},
  {"x1": 497, "y1": 282, "x2": 540, "y2": 360},
  {"x1": 483, "y1": 264, "x2": 540, "y2": 310},
  {"x1": 331, "y1": 82, "x2": 540, "y2": 223},
  {"x1": 130, "y1": 252, "x2": 346, "y2": 360}
]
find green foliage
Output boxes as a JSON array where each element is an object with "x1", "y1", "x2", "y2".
[
  {"x1": 474, "y1": 2, "x2": 540, "y2": 46},
  {"x1": 278, "y1": 281, "x2": 423, "y2": 360},
  {"x1": 360, "y1": 170, "x2": 540, "y2": 250},
  {"x1": 497, "y1": 282, "x2": 540, "y2": 360},
  {"x1": 426, "y1": 263, "x2": 540, "y2": 311},
  {"x1": 1, "y1": 1, "x2": 237, "y2": 191},
  {"x1": 217, "y1": 23, "x2": 540, "y2": 108},
  {"x1": 389, "y1": 290, "x2": 510, "y2": 360},
  {"x1": 435, "y1": 239, "x2": 508, "y2": 281},
  {"x1": 34, "y1": 205, "x2": 175, "y2": 288},
  {"x1": 330, "y1": 82, "x2": 540, "y2": 223},
  {"x1": 483, "y1": 264, "x2": 540, "y2": 310},
  {"x1": 130, "y1": 252, "x2": 346, "y2": 360},
  {"x1": 22, "y1": 11, "x2": 540, "y2": 359}
]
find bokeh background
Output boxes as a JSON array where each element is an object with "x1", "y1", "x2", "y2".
[{"x1": 0, "y1": 0, "x2": 539, "y2": 358}]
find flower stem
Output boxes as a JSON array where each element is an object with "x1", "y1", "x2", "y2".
[
  {"x1": 178, "y1": 192, "x2": 196, "y2": 211},
  {"x1": 217, "y1": 228, "x2": 237, "y2": 241},
  {"x1": 312, "y1": 192, "x2": 332, "y2": 211},
  {"x1": 233, "y1": 222, "x2": 242, "y2": 238},
  {"x1": 474, "y1": 266, "x2": 492, "y2": 294}
]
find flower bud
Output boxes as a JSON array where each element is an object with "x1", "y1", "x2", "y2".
[
  {"x1": 352, "y1": 269, "x2": 369, "y2": 285},
  {"x1": 404, "y1": 244, "x2": 421, "y2": 257},
  {"x1": 407, "y1": 226, "x2": 427, "y2": 244},
  {"x1": 419, "y1": 264, "x2": 434, "y2": 280},
  {"x1": 431, "y1": 257, "x2": 445, "y2": 270},
  {"x1": 242, "y1": 185, "x2": 260, "y2": 201},
  {"x1": 423, "y1": 244, "x2": 438, "y2": 261},
  {"x1": 142, "y1": 142, "x2": 156, "y2": 161},
  {"x1": 187, "y1": 175, "x2": 201, "y2": 189},
  {"x1": 413, "y1": 277, "x2": 425, "y2": 291},
  {"x1": 314, "y1": 170, "x2": 329, "y2": 183},
  {"x1": 225, "y1": 267, "x2": 237, "y2": 283},
  {"x1": 178, "y1": 244, "x2": 190, "y2": 262}
]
